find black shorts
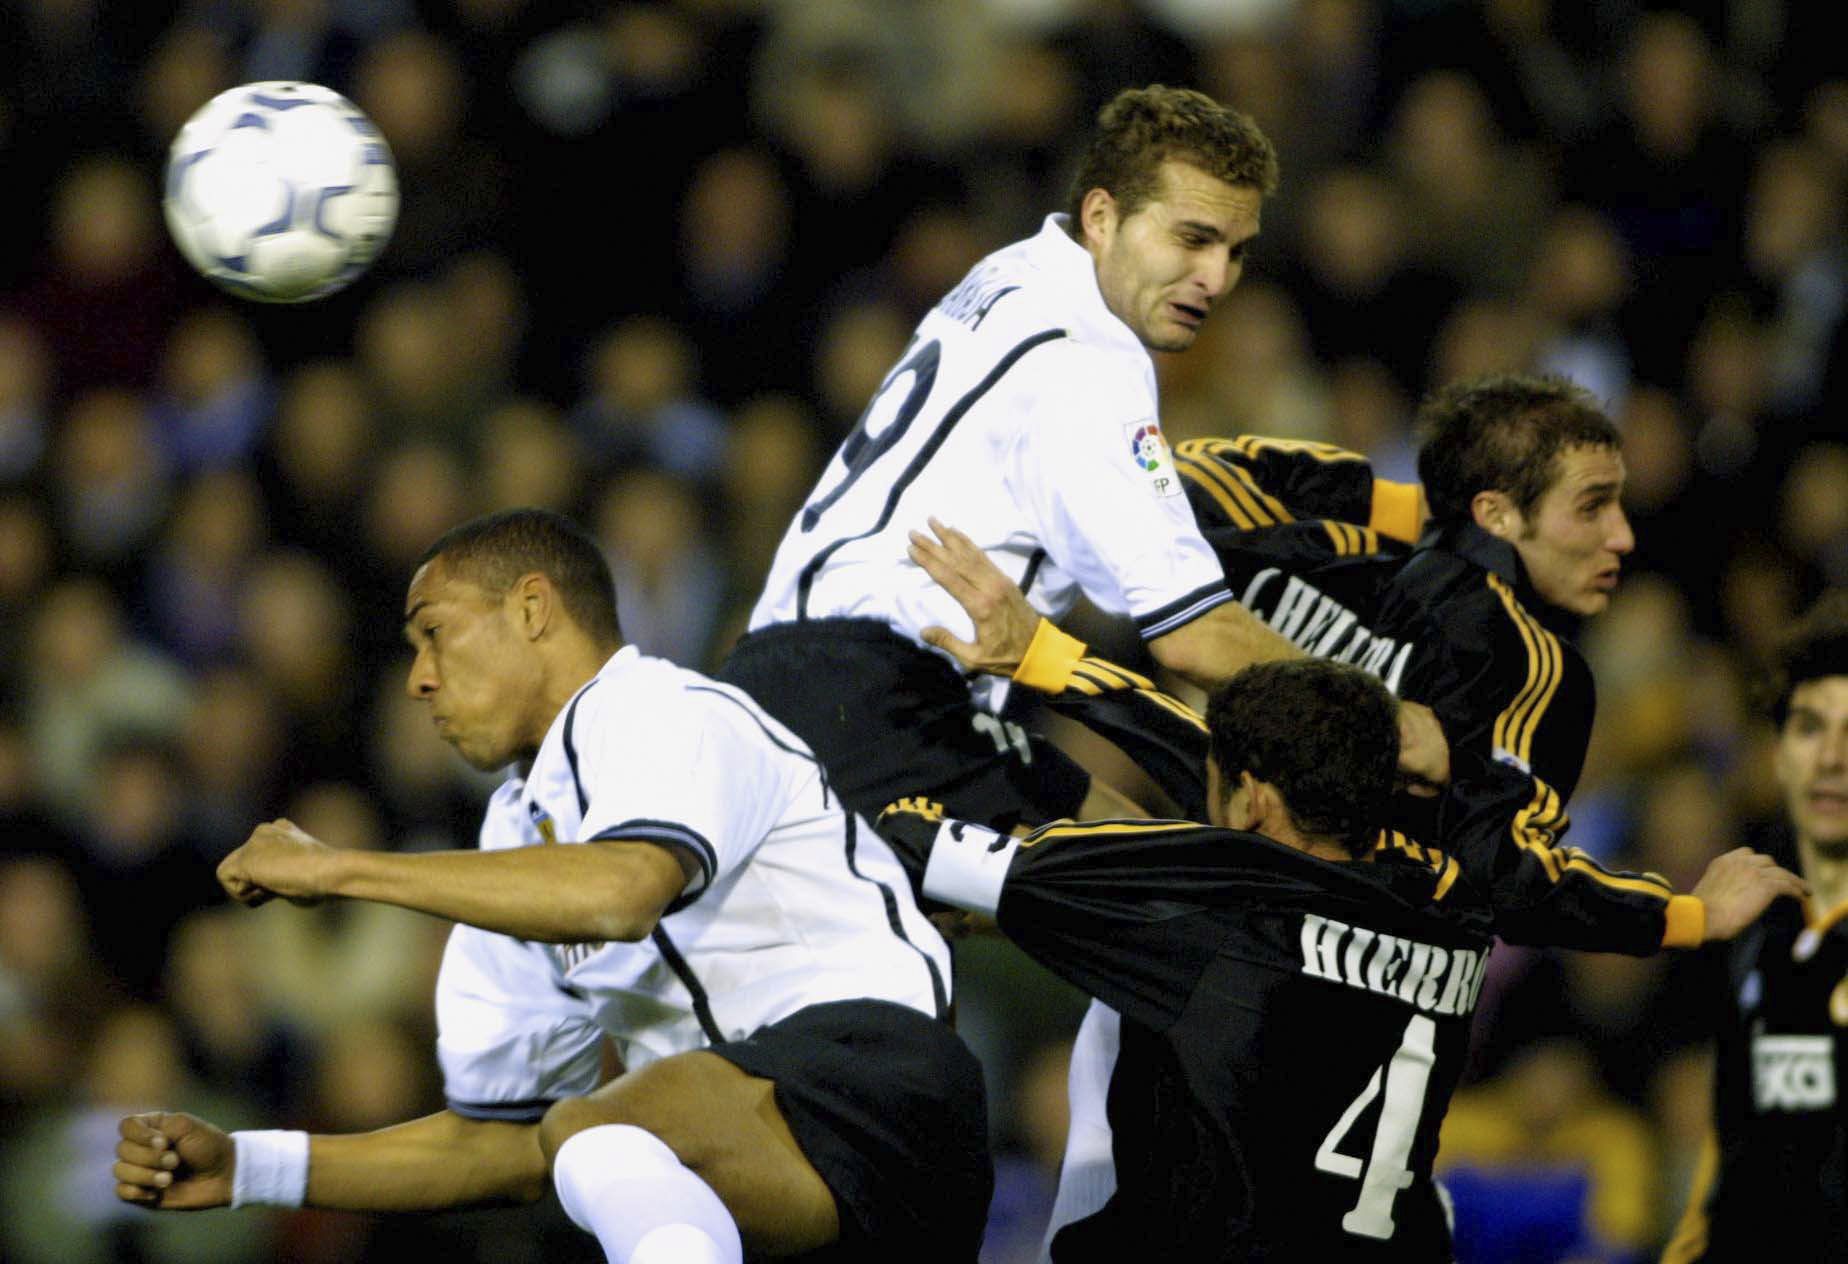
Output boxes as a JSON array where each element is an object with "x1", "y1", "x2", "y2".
[
  {"x1": 717, "y1": 618, "x2": 1090, "y2": 830},
  {"x1": 712, "y1": 998, "x2": 993, "y2": 1262}
]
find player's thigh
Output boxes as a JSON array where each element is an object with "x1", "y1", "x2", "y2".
[{"x1": 540, "y1": 1050, "x2": 840, "y2": 1255}]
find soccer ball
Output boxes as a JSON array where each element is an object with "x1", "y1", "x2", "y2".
[{"x1": 163, "y1": 81, "x2": 398, "y2": 303}]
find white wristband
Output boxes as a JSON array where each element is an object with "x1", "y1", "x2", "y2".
[
  {"x1": 230, "y1": 1130, "x2": 310, "y2": 1208},
  {"x1": 921, "y1": 819, "x2": 1017, "y2": 916}
]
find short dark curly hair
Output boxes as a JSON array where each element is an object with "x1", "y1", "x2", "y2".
[
  {"x1": 1206, "y1": 659, "x2": 1399, "y2": 857},
  {"x1": 416, "y1": 508, "x2": 620, "y2": 647},
  {"x1": 1065, "y1": 84, "x2": 1280, "y2": 227},
  {"x1": 1415, "y1": 374, "x2": 1620, "y2": 526},
  {"x1": 1768, "y1": 589, "x2": 1848, "y2": 726}
]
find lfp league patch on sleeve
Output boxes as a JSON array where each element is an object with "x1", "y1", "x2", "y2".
[{"x1": 1126, "y1": 419, "x2": 1181, "y2": 499}]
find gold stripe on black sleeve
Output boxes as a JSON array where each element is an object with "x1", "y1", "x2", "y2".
[
  {"x1": 1514, "y1": 622, "x2": 1563, "y2": 765},
  {"x1": 1181, "y1": 451, "x2": 1277, "y2": 527},
  {"x1": 1077, "y1": 657, "x2": 1153, "y2": 691},
  {"x1": 1227, "y1": 435, "x2": 1364, "y2": 464},
  {"x1": 1026, "y1": 820, "x2": 1194, "y2": 845},
  {"x1": 1432, "y1": 855, "x2": 1460, "y2": 900},
  {"x1": 1135, "y1": 687, "x2": 1210, "y2": 732},
  {"x1": 1487, "y1": 574, "x2": 1564, "y2": 766},
  {"x1": 1562, "y1": 849, "x2": 1672, "y2": 897},
  {"x1": 1227, "y1": 462, "x2": 1294, "y2": 525},
  {"x1": 1178, "y1": 453, "x2": 1260, "y2": 528},
  {"x1": 1511, "y1": 779, "x2": 1565, "y2": 882}
]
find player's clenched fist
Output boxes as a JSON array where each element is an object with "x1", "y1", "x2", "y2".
[
  {"x1": 217, "y1": 818, "x2": 335, "y2": 906},
  {"x1": 115, "y1": 1112, "x2": 234, "y2": 1210},
  {"x1": 1394, "y1": 700, "x2": 1450, "y2": 797}
]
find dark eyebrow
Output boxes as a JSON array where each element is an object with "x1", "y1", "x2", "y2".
[
  {"x1": 1174, "y1": 220, "x2": 1227, "y2": 242},
  {"x1": 1577, "y1": 480, "x2": 1621, "y2": 501},
  {"x1": 403, "y1": 599, "x2": 429, "y2": 630}
]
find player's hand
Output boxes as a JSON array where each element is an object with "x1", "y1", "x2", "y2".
[
  {"x1": 115, "y1": 1112, "x2": 235, "y2": 1210},
  {"x1": 1692, "y1": 847, "x2": 1810, "y2": 942},
  {"x1": 908, "y1": 517, "x2": 1040, "y2": 676},
  {"x1": 218, "y1": 819, "x2": 338, "y2": 907},
  {"x1": 1395, "y1": 701, "x2": 1450, "y2": 797}
]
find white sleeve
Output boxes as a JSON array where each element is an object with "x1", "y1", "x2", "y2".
[
  {"x1": 1008, "y1": 353, "x2": 1231, "y2": 640},
  {"x1": 433, "y1": 924, "x2": 604, "y2": 1121},
  {"x1": 573, "y1": 679, "x2": 789, "y2": 909}
]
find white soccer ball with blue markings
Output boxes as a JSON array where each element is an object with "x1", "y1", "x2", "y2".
[{"x1": 163, "y1": 81, "x2": 398, "y2": 303}]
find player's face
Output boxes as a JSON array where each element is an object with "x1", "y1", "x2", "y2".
[
  {"x1": 1085, "y1": 161, "x2": 1262, "y2": 353},
  {"x1": 1507, "y1": 445, "x2": 1634, "y2": 617},
  {"x1": 403, "y1": 560, "x2": 545, "y2": 771},
  {"x1": 1777, "y1": 677, "x2": 1848, "y2": 855}
]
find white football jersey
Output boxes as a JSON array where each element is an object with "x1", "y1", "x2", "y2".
[
  {"x1": 434, "y1": 647, "x2": 952, "y2": 1121},
  {"x1": 751, "y1": 215, "x2": 1231, "y2": 673}
]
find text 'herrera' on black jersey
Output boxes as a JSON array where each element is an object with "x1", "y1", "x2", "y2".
[
  {"x1": 1177, "y1": 433, "x2": 1597, "y2": 802},
  {"x1": 1665, "y1": 891, "x2": 1848, "y2": 1263},
  {"x1": 878, "y1": 806, "x2": 1494, "y2": 1261}
]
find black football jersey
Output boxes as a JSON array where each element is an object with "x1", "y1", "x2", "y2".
[
  {"x1": 1664, "y1": 891, "x2": 1848, "y2": 1262},
  {"x1": 880, "y1": 806, "x2": 1493, "y2": 1260},
  {"x1": 1178, "y1": 434, "x2": 1598, "y2": 803}
]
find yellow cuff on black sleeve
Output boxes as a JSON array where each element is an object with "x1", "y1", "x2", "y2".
[
  {"x1": 1662, "y1": 895, "x2": 1706, "y2": 949},
  {"x1": 1370, "y1": 479, "x2": 1426, "y2": 544},
  {"x1": 1012, "y1": 619, "x2": 1088, "y2": 693}
]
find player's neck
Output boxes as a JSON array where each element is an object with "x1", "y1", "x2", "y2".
[
  {"x1": 533, "y1": 638, "x2": 624, "y2": 747},
  {"x1": 1265, "y1": 823, "x2": 1353, "y2": 864},
  {"x1": 1798, "y1": 834, "x2": 1848, "y2": 920},
  {"x1": 1228, "y1": 789, "x2": 1355, "y2": 864}
]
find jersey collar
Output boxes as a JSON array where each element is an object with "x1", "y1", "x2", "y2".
[
  {"x1": 1025, "y1": 214, "x2": 1148, "y2": 362},
  {"x1": 1416, "y1": 520, "x2": 1582, "y2": 638}
]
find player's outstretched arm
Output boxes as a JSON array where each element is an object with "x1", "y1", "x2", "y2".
[
  {"x1": 117, "y1": 1109, "x2": 549, "y2": 1214},
  {"x1": 217, "y1": 819, "x2": 689, "y2": 943},
  {"x1": 1691, "y1": 847, "x2": 1809, "y2": 941},
  {"x1": 1144, "y1": 596, "x2": 1303, "y2": 689},
  {"x1": 910, "y1": 517, "x2": 1449, "y2": 810}
]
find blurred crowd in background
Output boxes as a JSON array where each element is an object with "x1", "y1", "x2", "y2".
[{"x1": 1, "y1": 0, "x2": 1845, "y2": 1261}]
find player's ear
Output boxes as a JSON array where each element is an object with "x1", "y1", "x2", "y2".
[
  {"x1": 512, "y1": 572, "x2": 552, "y2": 641},
  {"x1": 1470, "y1": 490, "x2": 1520, "y2": 542},
  {"x1": 1226, "y1": 770, "x2": 1265, "y2": 833},
  {"x1": 1079, "y1": 187, "x2": 1119, "y2": 251}
]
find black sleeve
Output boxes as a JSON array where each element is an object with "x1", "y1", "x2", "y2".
[
  {"x1": 1176, "y1": 434, "x2": 1419, "y2": 537},
  {"x1": 1003, "y1": 620, "x2": 1209, "y2": 815},
  {"x1": 874, "y1": 805, "x2": 1296, "y2": 1030},
  {"x1": 1038, "y1": 657, "x2": 1212, "y2": 819},
  {"x1": 872, "y1": 797, "x2": 966, "y2": 913},
  {"x1": 998, "y1": 821, "x2": 1248, "y2": 1031},
  {"x1": 1429, "y1": 748, "x2": 1684, "y2": 954}
]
